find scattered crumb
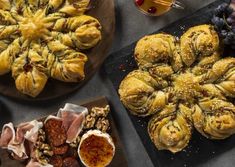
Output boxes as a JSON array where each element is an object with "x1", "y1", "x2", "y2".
[{"x1": 180, "y1": 25, "x2": 186, "y2": 30}]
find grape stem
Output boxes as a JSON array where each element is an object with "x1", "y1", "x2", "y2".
[{"x1": 223, "y1": 14, "x2": 232, "y2": 30}]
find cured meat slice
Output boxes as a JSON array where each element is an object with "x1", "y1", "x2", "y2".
[
  {"x1": 44, "y1": 117, "x2": 66, "y2": 147},
  {"x1": 63, "y1": 157, "x2": 80, "y2": 167},
  {"x1": 17, "y1": 120, "x2": 43, "y2": 143},
  {"x1": 57, "y1": 103, "x2": 88, "y2": 143},
  {"x1": 0, "y1": 120, "x2": 43, "y2": 159},
  {"x1": 49, "y1": 155, "x2": 63, "y2": 167},
  {"x1": 52, "y1": 144, "x2": 69, "y2": 155},
  {"x1": 0, "y1": 123, "x2": 15, "y2": 148},
  {"x1": 64, "y1": 147, "x2": 78, "y2": 158}
]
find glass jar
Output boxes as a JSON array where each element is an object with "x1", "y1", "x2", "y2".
[{"x1": 134, "y1": 0, "x2": 184, "y2": 16}]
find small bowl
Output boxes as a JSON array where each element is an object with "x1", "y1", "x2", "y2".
[
  {"x1": 134, "y1": 0, "x2": 172, "y2": 16},
  {"x1": 134, "y1": 0, "x2": 184, "y2": 16}
]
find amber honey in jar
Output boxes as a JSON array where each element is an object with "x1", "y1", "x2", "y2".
[{"x1": 134, "y1": 0, "x2": 184, "y2": 16}]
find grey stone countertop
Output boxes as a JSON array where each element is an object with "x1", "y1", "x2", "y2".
[{"x1": 0, "y1": 0, "x2": 217, "y2": 166}]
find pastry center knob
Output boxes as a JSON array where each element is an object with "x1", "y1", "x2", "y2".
[
  {"x1": 19, "y1": 10, "x2": 48, "y2": 40},
  {"x1": 173, "y1": 73, "x2": 201, "y2": 101}
]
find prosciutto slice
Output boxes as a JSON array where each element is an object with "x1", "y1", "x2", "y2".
[
  {"x1": 57, "y1": 103, "x2": 88, "y2": 143},
  {"x1": 17, "y1": 120, "x2": 43, "y2": 143},
  {"x1": 0, "y1": 123, "x2": 15, "y2": 148},
  {"x1": 0, "y1": 120, "x2": 43, "y2": 159}
]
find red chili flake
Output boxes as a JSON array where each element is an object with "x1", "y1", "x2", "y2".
[
  {"x1": 148, "y1": 6, "x2": 157, "y2": 14},
  {"x1": 201, "y1": 90, "x2": 208, "y2": 97},
  {"x1": 135, "y1": 0, "x2": 144, "y2": 6},
  {"x1": 118, "y1": 64, "x2": 126, "y2": 71}
]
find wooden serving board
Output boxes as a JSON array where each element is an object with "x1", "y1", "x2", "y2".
[
  {"x1": 104, "y1": 0, "x2": 235, "y2": 167},
  {"x1": 0, "y1": 97, "x2": 128, "y2": 167},
  {"x1": 0, "y1": 0, "x2": 115, "y2": 101}
]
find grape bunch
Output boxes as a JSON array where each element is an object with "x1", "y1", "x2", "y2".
[{"x1": 211, "y1": 1, "x2": 235, "y2": 49}]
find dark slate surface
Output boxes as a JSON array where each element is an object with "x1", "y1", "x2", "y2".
[{"x1": 104, "y1": 0, "x2": 235, "y2": 167}]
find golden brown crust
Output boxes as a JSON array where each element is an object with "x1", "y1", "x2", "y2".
[
  {"x1": 202, "y1": 57, "x2": 235, "y2": 97},
  {"x1": 148, "y1": 104, "x2": 192, "y2": 153},
  {"x1": 47, "y1": 41, "x2": 88, "y2": 82},
  {"x1": 119, "y1": 70, "x2": 168, "y2": 117},
  {"x1": 180, "y1": 24, "x2": 219, "y2": 67},
  {"x1": 11, "y1": 45, "x2": 49, "y2": 97},
  {"x1": 134, "y1": 33, "x2": 182, "y2": 72},
  {"x1": 52, "y1": 15, "x2": 102, "y2": 50},
  {"x1": 192, "y1": 98, "x2": 235, "y2": 139}
]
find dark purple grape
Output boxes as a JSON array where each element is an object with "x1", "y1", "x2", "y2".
[
  {"x1": 220, "y1": 3, "x2": 229, "y2": 9},
  {"x1": 232, "y1": 22, "x2": 235, "y2": 28},
  {"x1": 221, "y1": 30, "x2": 228, "y2": 37},
  {"x1": 231, "y1": 12, "x2": 235, "y2": 19},
  {"x1": 228, "y1": 31, "x2": 235, "y2": 39},
  {"x1": 223, "y1": 32, "x2": 235, "y2": 46},
  {"x1": 224, "y1": 37, "x2": 230, "y2": 45},
  {"x1": 214, "y1": 8, "x2": 222, "y2": 16},
  {"x1": 227, "y1": 17, "x2": 233, "y2": 24},
  {"x1": 211, "y1": 16, "x2": 219, "y2": 25},
  {"x1": 225, "y1": 6, "x2": 234, "y2": 15},
  {"x1": 212, "y1": 16, "x2": 225, "y2": 30},
  {"x1": 214, "y1": 3, "x2": 229, "y2": 16},
  {"x1": 212, "y1": 2, "x2": 235, "y2": 49},
  {"x1": 219, "y1": 3, "x2": 229, "y2": 12}
]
